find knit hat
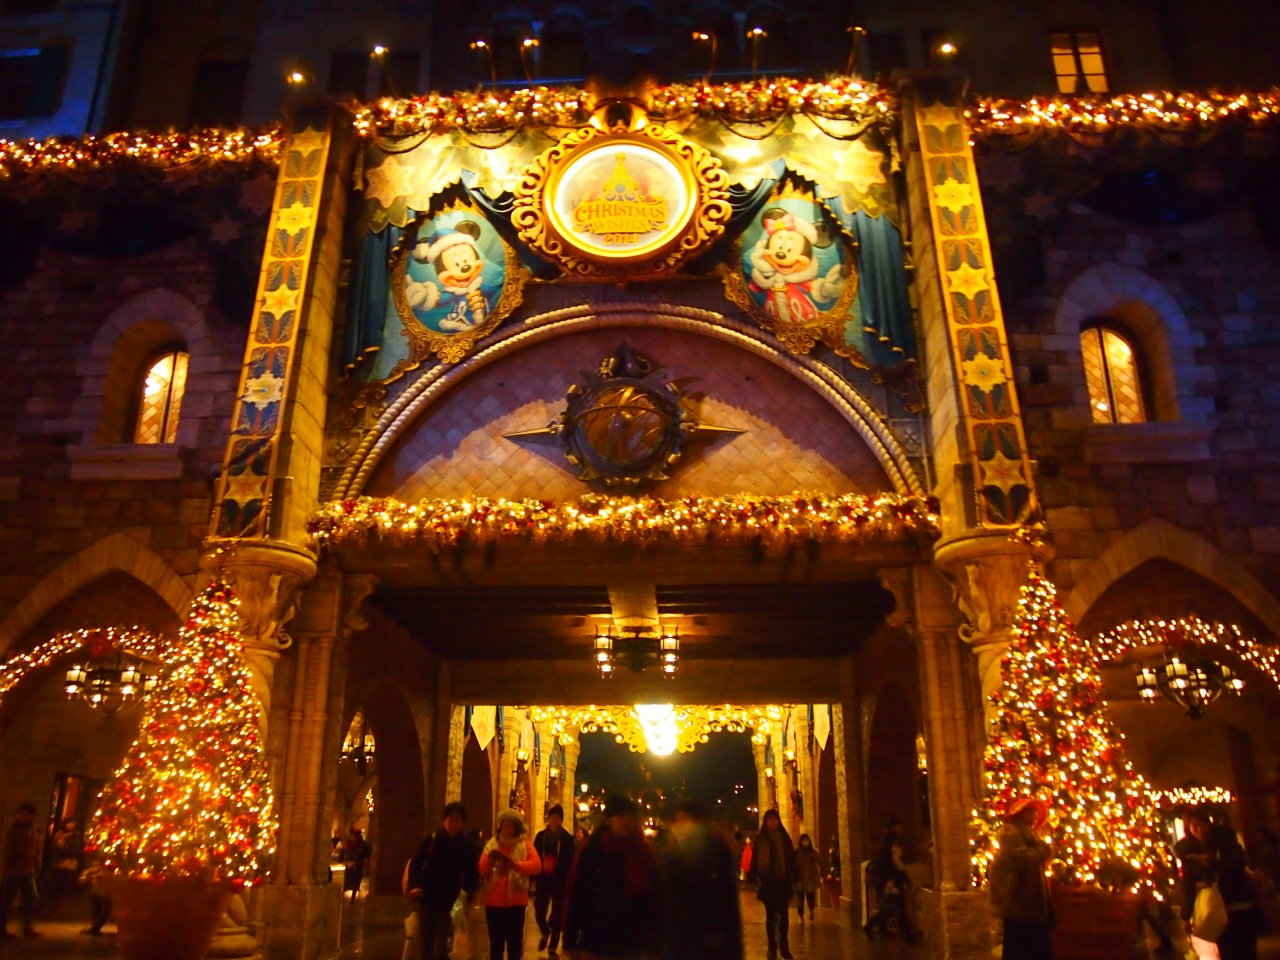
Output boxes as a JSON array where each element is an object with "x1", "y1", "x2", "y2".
[
  {"x1": 496, "y1": 808, "x2": 526, "y2": 834},
  {"x1": 1006, "y1": 797, "x2": 1048, "y2": 830}
]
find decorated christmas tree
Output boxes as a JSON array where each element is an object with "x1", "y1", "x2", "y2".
[
  {"x1": 971, "y1": 572, "x2": 1170, "y2": 891},
  {"x1": 89, "y1": 581, "x2": 275, "y2": 881}
]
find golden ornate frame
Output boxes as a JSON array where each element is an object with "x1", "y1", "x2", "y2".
[
  {"x1": 511, "y1": 123, "x2": 731, "y2": 282},
  {"x1": 530, "y1": 704, "x2": 787, "y2": 754},
  {"x1": 389, "y1": 202, "x2": 529, "y2": 367},
  {"x1": 721, "y1": 235, "x2": 860, "y2": 358}
]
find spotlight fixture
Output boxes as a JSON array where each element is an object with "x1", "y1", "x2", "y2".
[{"x1": 592, "y1": 625, "x2": 679, "y2": 678}]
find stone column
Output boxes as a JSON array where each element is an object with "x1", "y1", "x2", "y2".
[
  {"x1": 495, "y1": 709, "x2": 523, "y2": 816},
  {"x1": 792, "y1": 708, "x2": 814, "y2": 841},
  {"x1": 752, "y1": 737, "x2": 771, "y2": 821},
  {"x1": 563, "y1": 738, "x2": 581, "y2": 831},
  {"x1": 934, "y1": 533, "x2": 1048, "y2": 732},
  {"x1": 212, "y1": 540, "x2": 317, "y2": 733},
  {"x1": 261, "y1": 571, "x2": 376, "y2": 960},
  {"x1": 831, "y1": 654, "x2": 866, "y2": 908}
]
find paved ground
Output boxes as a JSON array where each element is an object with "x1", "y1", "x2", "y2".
[
  {"x1": 0, "y1": 893, "x2": 910, "y2": 960},
  {"x1": 5, "y1": 894, "x2": 1278, "y2": 960},
  {"x1": 333, "y1": 893, "x2": 915, "y2": 960}
]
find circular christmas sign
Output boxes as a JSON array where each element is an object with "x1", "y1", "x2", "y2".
[{"x1": 513, "y1": 121, "x2": 730, "y2": 281}]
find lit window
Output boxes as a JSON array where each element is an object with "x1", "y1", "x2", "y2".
[
  {"x1": 1081, "y1": 326, "x2": 1145, "y2": 424},
  {"x1": 1050, "y1": 30, "x2": 1108, "y2": 94},
  {"x1": 134, "y1": 350, "x2": 188, "y2": 444}
]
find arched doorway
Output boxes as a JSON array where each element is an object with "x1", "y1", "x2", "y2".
[
  {"x1": 0, "y1": 571, "x2": 180, "y2": 852},
  {"x1": 460, "y1": 732, "x2": 495, "y2": 843},
  {"x1": 864, "y1": 682, "x2": 923, "y2": 860},
  {"x1": 362, "y1": 682, "x2": 426, "y2": 896}
]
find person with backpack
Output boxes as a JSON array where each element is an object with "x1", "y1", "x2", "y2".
[
  {"x1": 407, "y1": 802, "x2": 481, "y2": 960},
  {"x1": 532, "y1": 805, "x2": 575, "y2": 956}
]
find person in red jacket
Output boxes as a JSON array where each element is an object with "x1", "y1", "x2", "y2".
[{"x1": 479, "y1": 809, "x2": 542, "y2": 960}]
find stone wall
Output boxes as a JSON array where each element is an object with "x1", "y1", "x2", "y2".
[
  {"x1": 1003, "y1": 199, "x2": 1280, "y2": 622},
  {"x1": 0, "y1": 238, "x2": 249, "y2": 648}
]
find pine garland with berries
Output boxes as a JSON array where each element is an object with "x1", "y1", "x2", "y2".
[
  {"x1": 971, "y1": 572, "x2": 1172, "y2": 892},
  {"x1": 88, "y1": 581, "x2": 275, "y2": 881}
]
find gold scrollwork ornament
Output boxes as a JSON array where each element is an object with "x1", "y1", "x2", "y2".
[{"x1": 512, "y1": 123, "x2": 732, "y2": 282}]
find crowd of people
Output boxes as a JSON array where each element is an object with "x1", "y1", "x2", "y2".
[
  {"x1": 403, "y1": 796, "x2": 841, "y2": 960},
  {"x1": 988, "y1": 798, "x2": 1271, "y2": 960}
]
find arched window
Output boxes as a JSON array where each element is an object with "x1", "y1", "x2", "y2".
[
  {"x1": 1080, "y1": 324, "x2": 1145, "y2": 424},
  {"x1": 133, "y1": 349, "x2": 189, "y2": 444}
]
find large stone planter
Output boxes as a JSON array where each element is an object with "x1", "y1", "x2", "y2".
[
  {"x1": 111, "y1": 876, "x2": 235, "y2": 960},
  {"x1": 1051, "y1": 886, "x2": 1142, "y2": 960}
]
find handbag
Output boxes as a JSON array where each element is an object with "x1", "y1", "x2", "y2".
[{"x1": 1193, "y1": 884, "x2": 1228, "y2": 943}]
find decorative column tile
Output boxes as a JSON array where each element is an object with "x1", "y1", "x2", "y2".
[
  {"x1": 211, "y1": 121, "x2": 333, "y2": 539},
  {"x1": 914, "y1": 99, "x2": 1036, "y2": 527}
]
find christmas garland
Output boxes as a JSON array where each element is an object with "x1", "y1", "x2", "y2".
[
  {"x1": 0, "y1": 126, "x2": 284, "y2": 176},
  {"x1": 307, "y1": 492, "x2": 941, "y2": 551},
  {"x1": 353, "y1": 77, "x2": 895, "y2": 139},
  {"x1": 968, "y1": 89, "x2": 1280, "y2": 141}
]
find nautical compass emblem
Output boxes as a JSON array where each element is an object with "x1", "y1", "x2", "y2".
[{"x1": 505, "y1": 344, "x2": 741, "y2": 486}]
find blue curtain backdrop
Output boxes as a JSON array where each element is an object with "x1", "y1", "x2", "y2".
[
  {"x1": 340, "y1": 220, "x2": 398, "y2": 375},
  {"x1": 825, "y1": 199, "x2": 916, "y2": 365},
  {"x1": 339, "y1": 162, "x2": 916, "y2": 375}
]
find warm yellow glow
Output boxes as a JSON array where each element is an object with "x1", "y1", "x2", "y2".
[
  {"x1": 635, "y1": 704, "x2": 679, "y2": 756},
  {"x1": 531, "y1": 703, "x2": 791, "y2": 755},
  {"x1": 134, "y1": 351, "x2": 188, "y2": 445}
]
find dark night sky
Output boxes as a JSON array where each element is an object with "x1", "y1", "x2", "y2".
[{"x1": 574, "y1": 729, "x2": 760, "y2": 829}]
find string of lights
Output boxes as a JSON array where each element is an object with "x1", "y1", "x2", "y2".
[
  {"x1": 0, "y1": 626, "x2": 171, "y2": 702},
  {"x1": 968, "y1": 89, "x2": 1280, "y2": 139},
  {"x1": 0, "y1": 126, "x2": 283, "y2": 176},
  {"x1": 307, "y1": 493, "x2": 941, "y2": 551},
  {"x1": 1152, "y1": 786, "x2": 1235, "y2": 808},
  {"x1": 1093, "y1": 617, "x2": 1280, "y2": 694},
  {"x1": 352, "y1": 77, "x2": 895, "y2": 139},
  {"x1": 971, "y1": 575, "x2": 1172, "y2": 893},
  {"x1": 87, "y1": 582, "x2": 275, "y2": 882}
]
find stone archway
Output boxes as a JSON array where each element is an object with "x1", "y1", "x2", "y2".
[
  {"x1": 1064, "y1": 518, "x2": 1280, "y2": 640},
  {"x1": 864, "y1": 681, "x2": 922, "y2": 860},
  {"x1": 0, "y1": 532, "x2": 192, "y2": 655},
  {"x1": 363, "y1": 681, "x2": 427, "y2": 896}
]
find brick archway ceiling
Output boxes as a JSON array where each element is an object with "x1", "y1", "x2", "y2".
[
  {"x1": 369, "y1": 580, "x2": 896, "y2": 661},
  {"x1": 334, "y1": 303, "x2": 923, "y2": 500}
]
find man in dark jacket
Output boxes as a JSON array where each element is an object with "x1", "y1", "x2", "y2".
[
  {"x1": 562, "y1": 795, "x2": 658, "y2": 959},
  {"x1": 407, "y1": 802, "x2": 480, "y2": 960},
  {"x1": 0, "y1": 803, "x2": 39, "y2": 938},
  {"x1": 660, "y1": 799, "x2": 743, "y2": 960},
  {"x1": 533, "y1": 804, "x2": 575, "y2": 956}
]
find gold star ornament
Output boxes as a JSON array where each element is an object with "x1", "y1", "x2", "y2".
[
  {"x1": 961, "y1": 354, "x2": 1008, "y2": 392},
  {"x1": 947, "y1": 261, "x2": 989, "y2": 302},
  {"x1": 242, "y1": 371, "x2": 286, "y2": 408},
  {"x1": 920, "y1": 101, "x2": 959, "y2": 132},
  {"x1": 275, "y1": 201, "x2": 314, "y2": 235},
  {"x1": 364, "y1": 157, "x2": 416, "y2": 208},
  {"x1": 832, "y1": 139, "x2": 888, "y2": 195},
  {"x1": 222, "y1": 470, "x2": 266, "y2": 508},
  {"x1": 980, "y1": 450, "x2": 1027, "y2": 496},
  {"x1": 934, "y1": 177, "x2": 975, "y2": 214},
  {"x1": 261, "y1": 284, "x2": 299, "y2": 320},
  {"x1": 289, "y1": 127, "x2": 328, "y2": 158}
]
